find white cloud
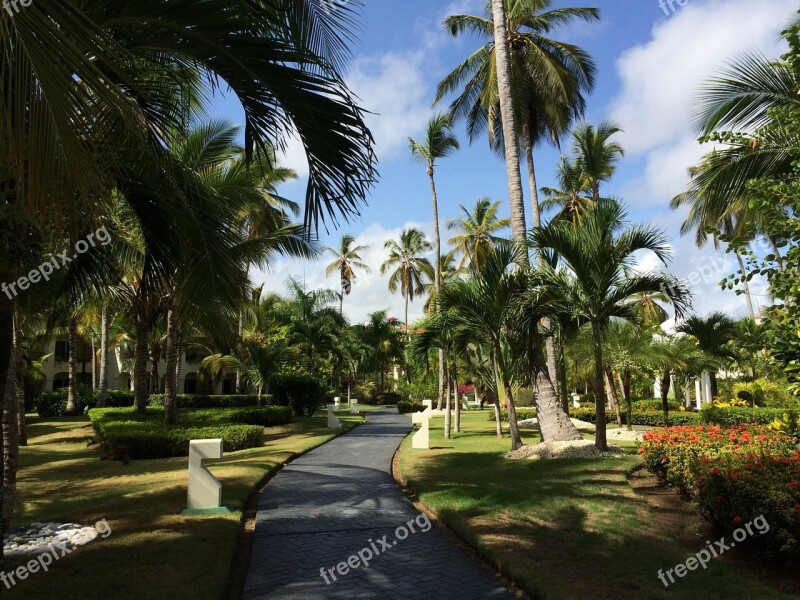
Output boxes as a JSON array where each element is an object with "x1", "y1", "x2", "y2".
[
  {"x1": 610, "y1": 0, "x2": 793, "y2": 155},
  {"x1": 252, "y1": 221, "x2": 435, "y2": 325},
  {"x1": 278, "y1": 0, "x2": 484, "y2": 176}
]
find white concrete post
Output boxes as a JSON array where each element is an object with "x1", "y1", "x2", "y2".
[
  {"x1": 327, "y1": 405, "x2": 343, "y2": 429},
  {"x1": 187, "y1": 439, "x2": 223, "y2": 510},
  {"x1": 695, "y1": 379, "x2": 702, "y2": 411},
  {"x1": 703, "y1": 371, "x2": 713, "y2": 405},
  {"x1": 412, "y1": 410, "x2": 430, "y2": 450},
  {"x1": 350, "y1": 399, "x2": 359, "y2": 415}
]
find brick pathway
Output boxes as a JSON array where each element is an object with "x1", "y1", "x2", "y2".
[{"x1": 242, "y1": 410, "x2": 513, "y2": 599}]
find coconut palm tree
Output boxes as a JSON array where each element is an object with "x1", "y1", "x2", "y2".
[
  {"x1": 530, "y1": 202, "x2": 691, "y2": 450},
  {"x1": 571, "y1": 121, "x2": 624, "y2": 201},
  {"x1": 446, "y1": 198, "x2": 510, "y2": 272},
  {"x1": 381, "y1": 228, "x2": 434, "y2": 383},
  {"x1": 676, "y1": 312, "x2": 738, "y2": 398},
  {"x1": 540, "y1": 157, "x2": 594, "y2": 225},
  {"x1": 325, "y1": 235, "x2": 371, "y2": 314},
  {"x1": 410, "y1": 114, "x2": 459, "y2": 406},
  {"x1": 0, "y1": 0, "x2": 377, "y2": 413},
  {"x1": 437, "y1": 0, "x2": 599, "y2": 232}
]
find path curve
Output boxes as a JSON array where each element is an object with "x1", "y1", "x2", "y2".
[{"x1": 243, "y1": 410, "x2": 512, "y2": 599}]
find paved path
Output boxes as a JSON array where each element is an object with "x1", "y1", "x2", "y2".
[{"x1": 243, "y1": 411, "x2": 512, "y2": 600}]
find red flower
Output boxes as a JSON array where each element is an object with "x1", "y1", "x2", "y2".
[
  {"x1": 710, "y1": 468, "x2": 722, "y2": 476},
  {"x1": 733, "y1": 516, "x2": 743, "y2": 525}
]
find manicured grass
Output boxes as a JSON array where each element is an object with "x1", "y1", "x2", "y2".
[
  {"x1": 396, "y1": 411, "x2": 796, "y2": 600},
  {"x1": 6, "y1": 411, "x2": 364, "y2": 599}
]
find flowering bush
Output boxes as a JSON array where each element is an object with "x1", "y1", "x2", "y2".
[{"x1": 641, "y1": 425, "x2": 800, "y2": 557}]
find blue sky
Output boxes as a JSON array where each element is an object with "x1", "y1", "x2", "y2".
[{"x1": 215, "y1": 0, "x2": 796, "y2": 325}]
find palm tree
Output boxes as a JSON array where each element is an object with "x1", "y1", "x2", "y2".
[
  {"x1": 410, "y1": 114, "x2": 459, "y2": 406},
  {"x1": 571, "y1": 121, "x2": 624, "y2": 201},
  {"x1": 381, "y1": 228, "x2": 435, "y2": 383},
  {"x1": 0, "y1": 0, "x2": 377, "y2": 419},
  {"x1": 437, "y1": 0, "x2": 599, "y2": 232},
  {"x1": 676, "y1": 312, "x2": 738, "y2": 398},
  {"x1": 411, "y1": 242, "x2": 534, "y2": 450},
  {"x1": 531, "y1": 202, "x2": 691, "y2": 450},
  {"x1": 540, "y1": 157, "x2": 594, "y2": 225},
  {"x1": 446, "y1": 198, "x2": 510, "y2": 272},
  {"x1": 325, "y1": 234, "x2": 371, "y2": 314}
]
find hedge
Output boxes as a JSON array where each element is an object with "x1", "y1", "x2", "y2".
[
  {"x1": 88, "y1": 406, "x2": 291, "y2": 459},
  {"x1": 491, "y1": 408, "x2": 701, "y2": 426},
  {"x1": 147, "y1": 394, "x2": 263, "y2": 409},
  {"x1": 397, "y1": 401, "x2": 425, "y2": 414},
  {"x1": 35, "y1": 386, "x2": 134, "y2": 417},
  {"x1": 699, "y1": 407, "x2": 792, "y2": 426}
]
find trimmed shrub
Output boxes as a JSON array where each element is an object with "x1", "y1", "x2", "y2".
[
  {"x1": 35, "y1": 385, "x2": 94, "y2": 417},
  {"x1": 88, "y1": 406, "x2": 277, "y2": 459},
  {"x1": 268, "y1": 373, "x2": 327, "y2": 416},
  {"x1": 375, "y1": 392, "x2": 403, "y2": 406},
  {"x1": 700, "y1": 407, "x2": 792, "y2": 426},
  {"x1": 490, "y1": 407, "x2": 700, "y2": 426},
  {"x1": 397, "y1": 401, "x2": 425, "y2": 414},
  {"x1": 631, "y1": 398, "x2": 681, "y2": 412},
  {"x1": 147, "y1": 394, "x2": 262, "y2": 409}
]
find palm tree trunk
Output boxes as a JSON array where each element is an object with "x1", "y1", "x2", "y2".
[
  {"x1": 164, "y1": 306, "x2": 179, "y2": 426},
  {"x1": 490, "y1": 0, "x2": 528, "y2": 266},
  {"x1": 429, "y1": 169, "x2": 446, "y2": 410},
  {"x1": 591, "y1": 321, "x2": 608, "y2": 451},
  {"x1": 621, "y1": 370, "x2": 633, "y2": 432},
  {"x1": 16, "y1": 367, "x2": 26, "y2": 447},
  {"x1": 236, "y1": 312, "x2": 243, "y2": 394},
  {"x1": 524, "y1": 123, "x2": 542, "y2": 230},
  {"x1": 500, "y1": 368, "x2": 523, "y2": 451},
  {"x1": 660, "y1": 370, "x2": 671, "y2": 428},
  {"x1": 605, "y1": 367, "x2": 623, "y2": 426},
  {"x1": 133, "y1": 315, "x2": 150, "y2": 415},
  {"x1": 453, "y1": 365, "x2": 461, "y2": 434},
  {"x1": 2, "y1": 348, "x2": 17, "y2": 528},
  {"x1": 2, "y1": 317, "x2": 19, "y2": 528},
  {"x1": 149, "y1": 344, "x2": 160, "y2": 393},
  {"x1": 97, "y1": 305, "x2": 108, "y2": 408},
  {"x1": 735, "y1": 251, "x2": 756, "y2": 319},
  {"x1": 91, "y1": 338, "x2": 97, "y2": 390},
  {"x1": 489, "y1": 356, "x2": 504, "y2": 438},
  {"x1": 557, "y1": 340, "x2": 570, "y2": 414},
  {"x1": 404, "y1": 293, "x2": 411, "y2": 384},
  {"x1": 66, "y1": 317, "x2": 79, "y2": 414},
  {"x1": 444, "y1": 363, "x2": 451, "y2": 439}
]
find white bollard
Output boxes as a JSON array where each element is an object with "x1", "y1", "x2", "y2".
[
  {"x1": 327, "y1": 404, "x2": 343, "y2": 430},
  {"x1": 334, "y1": 396, "x2": 341, "y2": 411},
  {"x1": 187, "y1": 439, "x2": 224, "y2": 510},
  {"x1": 350, "y1": 399, "x2": 359, "y2": 415}
]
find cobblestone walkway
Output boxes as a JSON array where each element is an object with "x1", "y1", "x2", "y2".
[{"x1": 242, "y1": 410, "x2": 513, "y2": 599}]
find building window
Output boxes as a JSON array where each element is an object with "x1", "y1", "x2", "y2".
[{"x1": 55, "y1": 341, "x2": 69, "y2": 362}]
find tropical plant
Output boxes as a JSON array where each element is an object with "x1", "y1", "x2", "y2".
[
  {"x1": 410, "y1": 114, "x2": 460, "y2": 406},
  {"x1": 325, "y1": 234, "x2": 371, "y2": 314},
  {"x1": 676, "y1": 312, "x2": 738, "y2": 399},
  {"x1": 381, "y1": 229, "x2": 434, "y2": 383},
  {"x1": 530, "y1": 202, "x2": 691, "y2": 449},
  {"x1": 446, "y1": 198, "x2": 510, "y2": 272}
]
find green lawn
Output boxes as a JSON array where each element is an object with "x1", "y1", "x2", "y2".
[
  {"x1": 6, "y1": 411, "x2": 364, "y2": 599},
  {"x1": 396, "y1": 411, "x2": 796, "y2": 600}
]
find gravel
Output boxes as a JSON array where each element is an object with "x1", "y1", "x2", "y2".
[
  {"x1": 505, "y1": 440, "x2": 626, "y2": 461},
  {"x1": 3, "y1": 523, "x2": 99, "y2": 557}
]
